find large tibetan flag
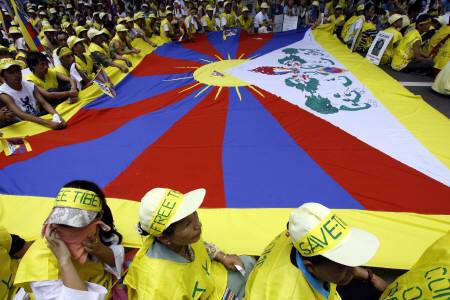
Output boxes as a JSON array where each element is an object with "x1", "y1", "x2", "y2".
[
  {"x1": 9, "y1": 0, "x2": 44, "y2": 52},
  {"x1": 0, "y1": 29, "x2": 448, "y2": 270}
]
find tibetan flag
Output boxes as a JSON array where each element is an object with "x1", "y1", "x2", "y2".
[
  {"x1": 9, "y1": 0, "x2": 44, "y2": 52},
  {"x1": 0, "y1": 137, "x2": 32, "y2": 156},
  {"x1": 0, "y1": 29, "x2": 448, "y2": 270},
  {"x1": 93, "y1": 67, "x2": 116, "y2": 97}
]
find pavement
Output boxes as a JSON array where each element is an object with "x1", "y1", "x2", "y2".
[{"x1": 379, "y1": 65, "x2": 450, "y2": 118}]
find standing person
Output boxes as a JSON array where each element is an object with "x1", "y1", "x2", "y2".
[
  {"x1": 391, "y1": 14, "x2": 434, "y2": 74},
  {"x1": 244, "y1": 202, "x2": 387, "y2": 299},
  {"x1": 14, "y1": 180, "x2": 124, "y2": 300},
  {"x1": 254, "y1": 2, "x2": 272, "y2": 33},
  {"x1": 124, "y1": 187, "x2": 256, "y2": 299},
  {"x1": 0, "y1": 59, "x2": 66, "y2": 129},
  {"x1": 381, "y1": 14, "x2": 404, "y2": 64}
]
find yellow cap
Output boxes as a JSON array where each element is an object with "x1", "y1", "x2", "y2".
[
  {"x1": 99, "y1": 12, "x2": 108, "y2": 20},
  {"x1": 335, "y1": 4, "x2": 343, "y2": 9},
  {"x1": 75, "y1": 26, "x2": 88, "y2": 36},
  {"x1": 260, "y1": 2, "x2": 269, "y2": 9},
  {"x1": 134, "y1": 11, "x2": 145, "y2": 20},
  {"x1": 15, "y1": 51, "x2": 26, "y2": 59},
  {"x1": 67, "y1": 36, "x2": 85, "y2": 49},
  {"x1": 206, "y1": 5, "x2": 214, "y2": 11},
  {"x1": 8, "y1": 26, "x2": 21, "y2": 34},
  {"x1": 357, "y1": 4, "x2": 365, "y2": 11},
  {"x1": 224, "y1": 1, "x2": 231, "y2": 6},
  {"x1": 43, "y1": 25, "x2": 57, "y2": 33},
  {"x1": 101, "y1": 28, "x2": 111, "y2": 36},
  {"x1": 115, "y1": 24, "x2": 128, "y2": 32},
  {"x1": 117, "y1": 17, "x2": 124, "y2": 24},
  {"x1": 312, "y1": 1, "x2": 320, "y2": 6},
  {"x1": 87, "y1": 28, "x2": 103, "y2": 40},
  {"x1": 166, "y1": 10, "x2": 173, "y2": 15},
  {"x1": 49, "y1": 8, "x2": 57, "y2": 14},
  {"x1": 58, "y1": 47, "x2": 73, "y2": 59},
  {"x1": 0, "y1": 58, "x2": 23, "y2": 71},
  {"x1": 124, "y1": 17, "x2": 132, "y2": 23},
  {"x1": 149, "y1": 13, "x2": 156, "y2": 18},
  {"x1": 62, "y1": 21, "x2": 71, "y2": 29},
  {"x1": 388, "y1": 13, "x2": 403, "y2": 25},
  {"x1": 242, "y1": 6, "x2": 249, "y2": 12},
  {"x1": 10, "y1": 20, "x2": 18, "y2": 26}
]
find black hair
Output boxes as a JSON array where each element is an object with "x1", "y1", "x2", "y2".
[
  {"x1": 137, "y1": 218, "x2": 178, "y2": 237},
  {"x1": 301, "y1": 253, "x2": 330, "y2": 265},
  {"x1": 0, "y1": 48, "x2": 11, "y2": 58},
  {"x1": 63, "y1": 180, "x2": 123, "y2": 246},
  {"x1": 416, "y1": 14, "x2": 431, "y2": 25},
  {"x1": 25, "y1": 51, "x2": 48, "y2": 72}
]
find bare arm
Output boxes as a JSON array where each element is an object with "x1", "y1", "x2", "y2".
[
  {"x1": 413, "y1": 40, "x2": 429, "y2": 59},
  {"x1": 56, "y1": 72, "x2": 78, "y2": 92}
]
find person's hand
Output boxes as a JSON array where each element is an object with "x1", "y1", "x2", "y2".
[
  {"x1": 82, "y1": 231, "x2": 114, "y2": 265},
  {"x1": 69, "y1": 89, "x2": 78, "y2": 98},
  {"x1": 125, "y1": 59, "x2": 132, "y2": 67},
  {"x1": 0, "y1": 107, "x2": 15, "y2": 121},
  {"x1": 119, "y1": 65, "x2": 129, "y2": 73},
  {"x1": 47, "y1": 120, "x2": 66, "y2": 130},
  {"x1": 217, "y1": 252, "x2": 244, "y2": 271},
  {"x1": 353, "y1": 267, "x2": 388, "y2": 292},
  {"x1": 69, "y1": 96, "x2": 78, "y2": 104},
  {"x1": 133, "y1": 48, "x2": 141, "y2": 54},
  {"x1": 45, "y1": 226, "x2": 72, "y2": 266}
]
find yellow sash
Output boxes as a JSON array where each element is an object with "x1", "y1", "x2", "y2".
[
  {"x1": 391, "y1": 29, "x2": 422, "y2": 71},
  {"x1": 238, "y1": 16, "x2": 253, "y2": 31},
  {"x1": 381, "y1": 27, "x2": 403, "y2": 64},
  {"x1": 202, "y1": 15, "x2": 216, "y2": 31},
  {"x1": 54, "y1": 64, "x2": 70, "y2": 77},
  {"x1": 244, "y1": 232, "x2": 341, "y2": 300},
  {"x1": 380, "y1": 231, "x2": 450, "y2": 300},
  {"x1": 88, "y1": 42, "x2": 111, "y2": 59},
  {"x1": 26, "y1": 68, "x2": 59, "y2": 90},
  {"x1": 124, "y1": 237, "x2": 227, "y2": 299},
  {"x1": 75, "y1": 53, "x2": 94, "y2": 79},
  {"x1": 220, "y1": 12, "x2": 237, "y2": 28},
  {"x1": 433, "y1": 38, "x2": 449, "y2": 70},
  {"x1": 160, "y1": 18, "x2": 174, "y2": 41},
  {"x1": 14, "y1": 238, "x2": 114, "y2": 299},
  {"x1": 0, "y1": 226, "x2": 14, "y2": 300}
]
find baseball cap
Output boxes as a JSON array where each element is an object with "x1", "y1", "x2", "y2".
[
  {"x1": 75, "y1": 26, "x2": 88, "y2": 36},
  {"x1": 260, "y1": 2, "x2": 269, "y2": 9},
  {"x1": 288, "y1": 203, "x2": 379, "y2": 267},
  {"x1": 434, "y1": 16, "x2": 446, "y2": 26},
  {"x1": 312, "y1": 1, "x2": 320, "y2": 6},
  {"x1": 242, "y1": 6, "x2": 249, "y2": 12},
  {"x1": 87, "y1": 28, "x2": 103, "y2": 40},
  {"x1": 138, "y1": 188, "x2": 205, "y2": 237},
  {"x1": 57, "y1": 47, "x2": 73, "y2": 59},
  {"x1": 115, "y1": 24, "x2": 128, "y2": 32},
  {"x1": 67, "y1": 36, "x2": 85, "y2": 49},
  {"x1": 49, "y1": 8, "x2": 57, "y2": 14},
  {"x1": 388, "y1": 13, "x2": 403, "y2": 25},
  {"x1": 357, "y1": 4, "x2": 365, "y2": 11},
  {"x1": 401, "y1": 15, "x2": 410, "y2": 29},
  {"x1": 8, "y1": 26, "x2": 21, "y2": 34},
  {"x1": 44, "y1": 187, "x2": 102, "y2": 228},
  {"x1": 206, "y1": 5, "x2": 214, "y2": 11},
  {"x1": 134, "y1": 12, "x2": 145, "y2": 20},
  {"x1": 0, "y1": 58, "x2": 22, "y2": 71},
  {"x1": 43, "y1": 26, "x2": 57, "y2": 33}
]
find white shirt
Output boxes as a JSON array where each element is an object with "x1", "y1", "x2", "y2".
[
  {"x1": 254, "y1": 11, "x2": 269, "y2": 28},
  {"x1": 185, "y1": 16, "x2": 199, "y2": 31},
  {"x1": 69, "y1": 63, "x2": 83, "y2": 90},
  {"x1": 15, "y1": 37, "x2": 28, "y2": 51},
  {"x1": 13, "y1": 245, "x2": 124, "y2": 300},
  {"x1": 0, "y1": 80, "x2": 39, "y2": 116}
]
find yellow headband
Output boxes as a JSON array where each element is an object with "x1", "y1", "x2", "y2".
[
  {"x1": 147, "y1": 189, "x2": 184, "y2": 236},
  {"x1": 54, "y1": 188, "x2": 102, "y2": 212},
  {"x1": 58, "y1": 47, "x2": 73, "y2": 59},
  {"x1": 294, "y1": 213, "x2": 350, "y2": 257}
]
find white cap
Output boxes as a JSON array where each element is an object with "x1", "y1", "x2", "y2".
[
  {"x1": 139, "y1": 188, "x2": 205, "y2": 235},
  {"x1": 289, "y1": 203, "x2": 379, "y2": 267},
  {"x1": 388, "y1": 13, "x2": 403, "y2": 25}
]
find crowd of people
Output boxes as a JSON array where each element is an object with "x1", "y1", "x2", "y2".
[{"x1": 0, "y1": 0, "x2": 448, "y2": 129}]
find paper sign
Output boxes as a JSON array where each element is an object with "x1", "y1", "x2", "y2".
[
  {"x1": 274, "y1": 14, "x2": 284, "y2": 32},
  {"x1": 282, "y1": 15, "x2": 298, "y2": 31},
  {"x1": 366, "y1": 31, "x2": 394, "y2": 65}
]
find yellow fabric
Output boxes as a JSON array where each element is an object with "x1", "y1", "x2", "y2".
[
  {"x1": 391, "y1": 29, "x2": 422, "y2": 71},
  {"x1": 202, "y1": 15, "x2": 216, "y2": 31},
  {"x1": 433, "y1": 38, "x2": 449, "y2": 70},
  {"x1": 244, "y1": 232, "x2": 341, "y2": 300},
  {"x1": 380, "y1": 231, "x2": 450, "y2": 300},
  {"x1": 296, "y1": 213, "x2": 350, "y2": 257},
  {"x1": 0, "y1": 226, "x2": 13, "y2": 300},
  {"x1": 355, "y1": 20, "x2": 376, "y2": 51},
  {"x1": 317, "y1": 15, "x2": 345, "y2": 34},
  {"x1": 426, "y1": 25, "x2": 450, "y2": 55},
  {"x1": 341, "y1": 15, "x2": 358, "y2": 40},
  {"x1": 54, "y1": 188, "x2": 102, "y2": 212},
  {"x1": 26, "y1": 68, "x2": 59, "y2": 90},
  {"x1": 0, "y1": 195, "x2": 449, "y2": 269},
  {"x1": 185, "y1": 15, "x2": 198, "y2": 34},
  {"x1": 54, "y1": 64, "x2": 70, "y2": 77},
  {"x1": 57, "y1": 47, "x2": 72, "y2": 59},
  {"x1": 124, "y1": 236, "x2": 228, "y2": 299},
  {"x1": 160, "y1": 18, "x2": 174, "y2": 41},
  {"x1": 432, "y1": 61, "x2": 450, "y2": 95},
  {"x1": 89, "y1": 42, "x2": 111, "y2": 59},
  {"x1": 381, "y1": 27, "x2": 403, "y2": 64},
  {"x1": 75, "y1": 53, "x2": 95, "y2": 78},
  {"x1": 238, "y1": 15, "x2": 253, "y2": 31},
  {"x1": 14, "y1": 238, "x2": 113, "y2": 298},
  {"x1": 146, "y1": 189, "x2": 184, "y2": 236}
]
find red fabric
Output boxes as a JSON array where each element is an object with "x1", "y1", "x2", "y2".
[
  {"x1": 251, "y1": 88, "x2": 450, "y2": 214},
  {"x1": 236, "y1": 32, "x2": 273, "y2": 59},
  {"x1": 181, "y1": 34, "x2": 224, "y2": 60},
  {"x1": 132, "y1": 53, "x2": 204, "y2": 76},
  {"x1": 0, "y1": 83, "x2": 202, "y2": 169},
  {"x1": 104, "y1": 87, "x2": 229, "y2": 207}
]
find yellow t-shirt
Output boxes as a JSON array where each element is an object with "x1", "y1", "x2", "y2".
[
  {"x1": 238, "y1": 15, "x2": 253, "y2": 31},
  {"x1": 381, "y1": 27, "x2": 403, "y2": 64},
  {"x1": 391, "y1": 29, "x2": 422, "y2": 71},
  {"x1": 426, "y1": 25, "x2": 450, "y2": 55},
  {"x1": 433, "y1": 38, "x2": 449, "y2": 70},
  {"x1": 75, "y1": 53, "x2": 94, "y2": 78},
  {"x1": 201, "y1": 15, "x2": 216, "y2": 31},
  {"x1": 26, "y1": 68, "x2": 59, "y2": 90}
]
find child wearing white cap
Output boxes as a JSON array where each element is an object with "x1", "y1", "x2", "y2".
[
  {"x1": 124, "y1": 187, "x2": 256, "y2": 299},
  {"x1": 244, "y1": 202, "x2": 387, "y2": 299},
  {"x1": 14, "y1": 180, "x2": 124, "y2": 300}
]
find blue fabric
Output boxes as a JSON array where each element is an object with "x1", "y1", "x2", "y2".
[
  {"x1": 222, "y1": 87, "x2": 362, "y2": 208},
  {"x1": 296, "y1": 251, "x2": 330, "y2": 299},
  {"x1": 207, "y1": 30, "x2": 240, "y2": 59}
]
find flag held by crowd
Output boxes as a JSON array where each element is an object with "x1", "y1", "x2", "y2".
[
  {"x1": 0, "y1": 137, "x2": 32, "y2": 156},
  {"x1": 9, "y1": 0, "x2": 44, "y2": 52}
]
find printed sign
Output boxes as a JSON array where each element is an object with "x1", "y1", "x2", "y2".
[
  {"x1": 366, "y1": 31, "x2": 394, "y2": 65},
  {"x1": 282, "y1": 15, "x2": 298, "y2": 31}
]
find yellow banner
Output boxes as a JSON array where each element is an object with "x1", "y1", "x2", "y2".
[
  {"x1": 147, "y1": 189, "x2": 184, "y2": 237},
  {"x1": 54, "y1": 188, "x2": 102, "y2": 212},
  {"x1": 294, "y1": 213, "x2": 350, "y2": 257}
]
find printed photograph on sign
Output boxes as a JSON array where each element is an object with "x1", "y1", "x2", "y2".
[{"x1": 366, "y1": 31, "x2": 394, "y2": 65}]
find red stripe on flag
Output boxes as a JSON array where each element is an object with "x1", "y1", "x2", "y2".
[
  {"x1": 104, "y1": 87, "x2": 229, "y2": 208},
  {"x1": 0, "y1": 83, "x2": 202, "y2": 169},
  {"x1": 249, "y1": 87, "x2": 450, "y2": 214},
  {"x1": 181, "y1": 33, "x2": 225, "y2": 60},
  {"x1": 236, "y1": 31, "x2": 273, "y2": 59},
  {"x1": 132, "y1": 53, "x2": 204, "y2": 76}
]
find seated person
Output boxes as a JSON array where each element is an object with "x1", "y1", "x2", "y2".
[
  {"x1": 245, "y1": 202, "x2": 387, "y2": 299},
  {"x1": 25, "y1": 51, "x2": 78, "y2": 105},
  {"x1": 391, "y1": 14, "x2": 434, "y2": 74},
  {"x1": 160, "y1": 11, "x2": 177, "y2": 41},
  {"x1": 87, "y1": 28, "x2": 129, "y2": 73},
  {"x1": 110, "y1": 25, "x2": 141, "y2": 59},
  {"x1": 254, "y1": 2, "x2": 272, "y2": 33},
  {"x1": 124, "y1": 188, "x2": 256, "y2": 299},
  {"x1": 381, "y1": 14, "x2": 404, "y2": 64},
  {"x1": 14, "y1": 180, "x2": 125, "y2": 300},
  {"x1": 132, "y1": 12, "x2": 158, "y2": 47},
  {"x1": 0, "y1": 226, "x2": 32, "y2": 299},
  {"x1": 67, "y1": 36, "x2": 95, "y2": 88},
  {"x1": 0, "y1": 59, "x2": 66, "y2": 129},
  {"x1": 54, "y1": 47, "x2": 87, "y2": 90},
  {"x1": 201, "y1": 5, "x2": 218, "y2": 32}
]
